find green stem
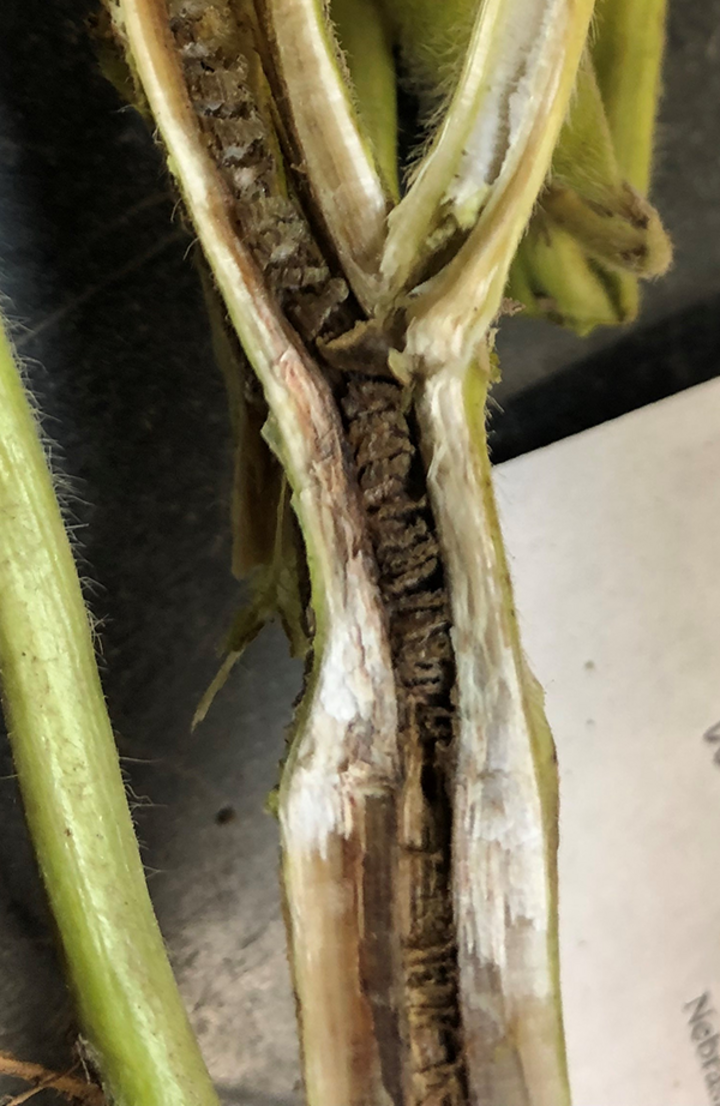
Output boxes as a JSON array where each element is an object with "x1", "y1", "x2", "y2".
[{"x1": 0, "y1": 317, "x2": 218, "y2": 1106}]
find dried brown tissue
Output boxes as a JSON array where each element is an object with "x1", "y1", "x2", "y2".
[{"x1": 163, "y1": 1, "x2": 469, "y2": 1100}]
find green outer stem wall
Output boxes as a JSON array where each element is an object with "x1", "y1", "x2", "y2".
[{"x1": 0, "y1": 319, "x2": 219, "y2": 1106}]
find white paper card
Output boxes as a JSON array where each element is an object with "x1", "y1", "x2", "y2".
[{"x1": 495, "y1": 377, "x2": 720, "y2": 1106}]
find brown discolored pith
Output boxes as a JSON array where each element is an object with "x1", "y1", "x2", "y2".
[
  {"x1": 168, "y1": 3, "x2": 467, "y2": 1101},
  {"x1": 169, "y1": 0, "x2": 350, "y2": 341},
  {"x1": 341, "y1": 374, "x2": 466, "y2": 1106}
]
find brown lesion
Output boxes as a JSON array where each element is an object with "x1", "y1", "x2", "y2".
[
  {"x1": 168, "y1": 0, "x2": 350, "y2": 340},
  {"x1": 165, "y1": 4, "x2": 467, "y2": 1102},
  {"x1": 342, "y1": 374, "x2": 466, "y2": 1106}
]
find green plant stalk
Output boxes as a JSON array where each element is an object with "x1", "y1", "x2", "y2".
[
  {"x1": 507, "y1": 214, "x2": 633, "y2": 334},
  {"x1": 591, "y1": 0, "x2": 667, "y2": 194},
  {"x1": 330, "y1": 0, "x2": 400, "y2": 200},
  {"x1": 0, "y1": 317, "x2": 219, "y2": 1106}
]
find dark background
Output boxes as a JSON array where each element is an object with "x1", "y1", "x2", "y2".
[{"x1": 0, "y1": 1, "x2": 718, "y2": 1102}]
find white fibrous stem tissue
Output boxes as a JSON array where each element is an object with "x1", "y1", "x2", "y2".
[{"x1": 450, "y1": 0, "x2": 567, "y2": 222}]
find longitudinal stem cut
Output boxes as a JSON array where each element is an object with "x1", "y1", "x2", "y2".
[
  {"x1": 116, "y1": 4, "x2": 405, "y2": 1101},
  {"x1": 21, "y1": 0, "x2": 668, "y2": 1100},
  {"x1": 418, "y1": 354, "x2": 568, "y2": 1106}
]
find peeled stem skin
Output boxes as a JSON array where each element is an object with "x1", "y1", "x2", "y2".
[
  {"x1": 417, "y1": 352, "x2": 569, "y2": 1106},
  {"x1": 257, "y1": 0, "x2": 391, "y2": 309},
  {"x1": 392, "y1": 0, "x2": 596, "y2": 375}
]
